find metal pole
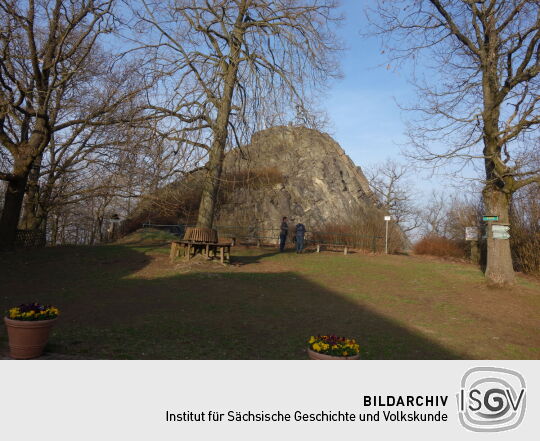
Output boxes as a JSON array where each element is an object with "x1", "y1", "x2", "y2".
[{"x1": 385, "y1": 219, "x2": 388, "y2": 254}]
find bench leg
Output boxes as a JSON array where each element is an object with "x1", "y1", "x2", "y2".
[
  {"x1": 205, "y1": 244, "x2": 210, "y2": 258},
  {"x1": 316, "y1": 244, "x2": 320, "y2": 253},
  {"x1": 344, "y1": 246, "x2": 348, "y2": 255},
  {"x1": 220, "y1": 246, "x2": 224, "y2": 264},
  {"x1": 186, "y1": 243, "x2": 191, "y2": 261}
]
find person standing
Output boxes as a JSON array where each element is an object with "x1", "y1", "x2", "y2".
[
  {"x1": 279, "y1": 216, "x2": 288, "y2": 252},
  {"x1": 295, "y1": 222, "x2": 306, "y2": 253}
]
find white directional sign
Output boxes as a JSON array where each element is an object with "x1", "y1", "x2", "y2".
[
  {"x1": 492, "y1": 224, "x2": 510, "y2": 240},
  {"x1": 465, "y1": 227, "x2": 479, "y2": 241},
  {"x1": 384, "y1": 216, "x2": 391, "y2": 254}
]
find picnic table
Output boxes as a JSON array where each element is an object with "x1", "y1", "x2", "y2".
[{"x1": 170, "y1": 240, "x2": 232, "y2": 264}]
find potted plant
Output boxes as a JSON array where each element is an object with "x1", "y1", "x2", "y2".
[
  {"x1": 4, "y1": 303, "x2": 60, "y2": 359},
  {"x1": 307, "y1": 335, "x2": 360, "y2": 360}
]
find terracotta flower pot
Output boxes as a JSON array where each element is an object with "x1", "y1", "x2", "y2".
[
  {"x1": 4, "y1": 317, "x2": 58, "y2": 359},
  {"x1": 307, "y1": 348, "x2": 360, "y2": 360}
]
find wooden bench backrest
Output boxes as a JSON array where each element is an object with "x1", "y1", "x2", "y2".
[{"x1": 183, "y1": 227, "x2": 218, "y2": 243}]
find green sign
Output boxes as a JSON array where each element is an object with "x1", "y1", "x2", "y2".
[{"x1": 482, "y1": 215, "x2": 499, "y2": 221}]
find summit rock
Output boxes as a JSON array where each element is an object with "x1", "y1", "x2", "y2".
[{"x1": 216, "y1": 126, "x2": 384, "y2": 233}]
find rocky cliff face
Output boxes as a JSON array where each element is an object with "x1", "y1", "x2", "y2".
[{"x1": 217, "y1": 126, "x2": 383, "y2": 234}]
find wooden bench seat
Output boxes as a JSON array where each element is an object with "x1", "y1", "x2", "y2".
[
  {"x1": 221, "y1": 235, "x2": 279, "y2": 247},
  {"x1": 314, "y1": 243, "x2": 349, "y2": 255},
  {"x1": 170, "y1": 240, "x2": 232, "y2": 264}
]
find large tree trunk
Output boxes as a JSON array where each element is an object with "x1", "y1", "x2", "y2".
[
  {"x1": 0, "y1": 173, "x2": 29, "y2": 249},
  {"x1": 0, "y1": 120, "x2": 49, "y2": 249},
  {"x1": 196, "y1": 134, "x2": 227, "y2": 229},
  {"x1": 20, "y1": 153, "x2": 44, "y2": 231},
  {"x1": 481, "y1": 43, "x2": 515, "y2": 287},
  {"x1": 483, "y1": 186, "x2": 515, "y2": 287},
  {"x1": 194, "y1": 3, "x2": 247, "y2": 229}
]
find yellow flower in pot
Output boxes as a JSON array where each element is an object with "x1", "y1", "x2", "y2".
[
  {"x1": 307, "y1": 335, "x2": 360, "y2": 360},
  {"x1": 4, "y1": 303, "x2": 60, "y2": 359}
]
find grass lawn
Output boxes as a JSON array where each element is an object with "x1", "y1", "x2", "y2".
[{"x1": 1, "y1": 233, "x2": 539, "y2": 359}]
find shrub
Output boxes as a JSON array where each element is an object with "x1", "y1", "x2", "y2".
[
  {"x1": 510, "y1": 185, "x2": 540, "y2": 275},
  {"x1": 311, "y1": 209, "x2": 407, "y2": 253},
  {"x1": 413, "y1": 235, "x2": 466, "y2": 258}
]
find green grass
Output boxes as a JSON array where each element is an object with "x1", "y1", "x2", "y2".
[{"x1": 1, "y1": 236, "x2": 539, "y2": 360}]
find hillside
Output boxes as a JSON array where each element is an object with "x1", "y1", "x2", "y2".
[{"x1": 127, "y1": 126, "x2": 400, "y2": 247}]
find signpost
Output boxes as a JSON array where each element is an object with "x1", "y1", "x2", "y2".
[
  {"x1": 384, "y1": 216, "x2": 391, "y2": 254},
  {"x1": 465, "y1": 227, "x2": 479, "y2": 241},
  {"x1": 482, "y1": 215, "x2": 510, "y2": 240},
  {"x1": 492, "y1": 224, "x2": 510, "y2": 240},
  {"x1": 108, "y1": 214, "x2": 122, "y2": 241},
  {"x1": 465, "y1": 227, "x2": 480, "y2": 264}
]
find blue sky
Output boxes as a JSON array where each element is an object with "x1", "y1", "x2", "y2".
[
  {"x1": 326, "y1": 1, "x2": 411, "y2": 166},
  {"x1": 324, "y1": 1, "x2": 452, "y2": 199}
]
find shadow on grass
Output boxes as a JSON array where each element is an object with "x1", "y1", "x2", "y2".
[
  {"x1": 0, "y1": 245, "x2": 463, "y2": 360},
  {"x1": 233, "y1": 249, "x2": 282, "y2": 265},
  {"x1": 232, "y1": 247, "x2": 358, "y2": 266}
]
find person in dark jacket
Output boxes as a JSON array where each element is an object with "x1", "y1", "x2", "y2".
[
  {"x1": 294, "y1": 222, "x2": 306, "y2": 253},
  {"x1": 279, "y1": 216, "x2": 288, "y2": 252}
]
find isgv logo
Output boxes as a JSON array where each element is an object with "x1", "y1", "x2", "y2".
[{"x1": 457, "y1": 367, "x2": 526, "y2": 432}]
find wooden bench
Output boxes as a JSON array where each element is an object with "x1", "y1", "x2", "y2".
[
  {"x1": 170, "y1": 240, "x2": 232, "y2": 264},
  {"x1": 184, "y1": 227, "x2": 218, "y2": 243},
  {"x1": 216, "y1": 236, "x2": 349, "y2": 255},
  {"x1": 221, "y1": 235, "x2": 279, "y2": 247},
  {"x1": 314, "y1": 243, "x2": 349, "y2": 255}
]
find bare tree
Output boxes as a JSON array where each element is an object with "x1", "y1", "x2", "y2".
[
  {"x1": 366, "y1": 158, "x2": 422, "y2": 234},
  {"x1": 511, "y1": 177, "x2": 540, "y2": 274},
  {"x1": 419, "y1": 191, "x2": 449, "y2": 237},
  {"x1": 0, "y1": 0, "x2": 144, "y2": 249},
  {"x1": 368, "y1": 1, "x2": 540, "y2": 286},
  {"x1": 444, "y1": 195, "x2": 483, "y2": 241},
  {"x1": 17, "y1": 42, "x2": 150, "y2": 232},
  {"x1": 130, "y1": 0, "x2": 342, "y2": 229},
  {"x1": 36, "y1": 119, "x2": 192, "y2": 244},
  {"x1": 418, "y1": 190, "x2": 482, "y2": 239}
]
